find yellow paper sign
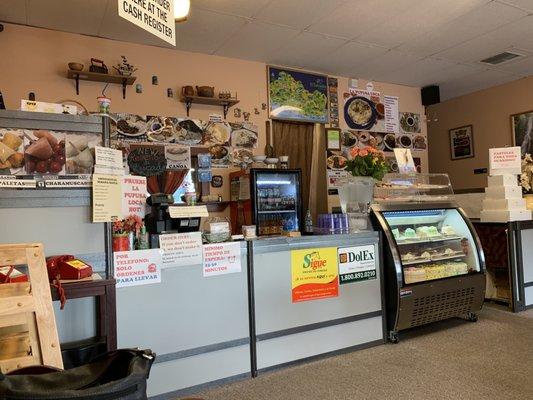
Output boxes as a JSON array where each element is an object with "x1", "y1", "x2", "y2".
[
  {"x1": 92, "y1": 174, "x2": 122, "y2": 222},
  {"x1": 291, "y1": 247, "x2": 339, "y2": 303}
]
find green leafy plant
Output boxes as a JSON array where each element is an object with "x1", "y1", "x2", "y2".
[{"x1": 345, "y1": 146, "x2": 390, "y2": 181}]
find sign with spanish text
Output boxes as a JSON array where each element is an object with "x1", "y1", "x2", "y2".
[
  {"x1": 291, "y1": 247, "x2": 339, "y2": 303},
  {"x1": 203, "y1": 242, "x2": 242, "y2": 277},
  {"x1": 489, "y1": 146, "x2": 521, "y2": 175},
  {"x1": 114, "y1": 249, "x2": 162, "y2": 288},
  {"x1": 92, "y1": 174, "x2": 122, "y2": 222},
  {"x1": 121, "y1": 175, "x2": 147, "y2": 218},
  {"x1": 338, "y1": 245, "x2": 377, "y2": 284},
  {"x1": 159, "y1": 232, "x2": 203, "y2": 268},
  {"x1": 118, "y1": 0, "x2": 176, "y2": 46}
]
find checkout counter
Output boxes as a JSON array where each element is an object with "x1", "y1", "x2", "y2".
[{"x1": 115, "y1": 232, "x2": 385, "y2": 398}]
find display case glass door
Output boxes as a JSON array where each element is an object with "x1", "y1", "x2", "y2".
[
  {"x1": 252, "y1": 170, "x2": 301, "y2": 236},
  {"x1": 381, "y1": 209, "x2": 481, "y2": 285}
]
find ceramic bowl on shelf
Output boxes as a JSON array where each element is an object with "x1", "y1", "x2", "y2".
[
  {"x1": 68, "y1": 62, "x2": 84, "y2": 71},
  {"x1": 265, "y1": 157, "x2": 278, "y2": 163},
  {"x1": 253, "y1": 155, "x2": 266, "y2": 162}
]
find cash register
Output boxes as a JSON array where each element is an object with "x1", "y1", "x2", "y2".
[{"x1": 144, "y1": 193, "x2": 201, "y2": 248}]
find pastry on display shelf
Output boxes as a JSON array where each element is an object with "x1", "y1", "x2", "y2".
[
  {"x1": 416, "y1": 225, "x2": 440, "y2": 238},
  {"x1": 404, "y1": 267, "x2": 426, "y2": 284},
  {"x1": 448, "y1": 262, "x2": 468, "y2": 275},
  {"x1": 441, "y1": 225, "x2": 457, "y2": 236},
  {"x1": 402, "y1": 252, "x2": 417, "y2": 262},
  {"x1": 403, "y1": 228, "x2": 417, "y2": 239},
  {"x1": 392, "y1": 228, "x2": 401, "y2": 240},
  {"x1": 421, "y1": 251, "x2": 431, "y2": 259}
]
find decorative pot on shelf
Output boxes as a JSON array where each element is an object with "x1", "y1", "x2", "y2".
[
  {"x1": 524, "y1": 194, "x2": 533, "y2": 210},
  {"x1": 112, "y1": 234, "x2": 129, "y2": 252},
  {"x1": 196, "y1": 86, "x2": 214, "y2": 97}
]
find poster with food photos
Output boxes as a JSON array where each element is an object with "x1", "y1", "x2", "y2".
[
  {"x1": 343, "y1": 89, "x2": 399, "y2": 134},
  {"x1": 0, "y1": 129, "x2": 26, "y2": 175},
  {"x1": 230, "y1": 122, "x2": 258, "y2": 148}
]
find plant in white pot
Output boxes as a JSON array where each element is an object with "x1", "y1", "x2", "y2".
[{"x1": 338, "y1": 145, "x2": 390, "y2": 231}]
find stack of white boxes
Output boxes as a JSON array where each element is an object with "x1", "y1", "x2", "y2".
[
  {"x1": 481, "y1": 175, "x2": 531, "y2": 222},
  {"x1": 480, "y1": 147, "x2": 531, "y2": 222}
]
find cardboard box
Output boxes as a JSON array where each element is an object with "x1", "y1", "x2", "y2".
[
  {"x1": 484, "y1": 185, "x2": 523, "y2": 200},
  {"x1": 487, "y1": 175, "x2": 518, "y2": 187},
  {"x1": 482, "y1": 198, "x2": 526, "y2": 211},
  {"x1": 481, "y1": 209, "x2": 531, "y2": 222}
]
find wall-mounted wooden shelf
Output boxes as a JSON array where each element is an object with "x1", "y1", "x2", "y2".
[
  {"x1": 180, "y1": 95, "x2": 239, "y2": 119},
  {"x1": 67, "y1": 70, "x2": 137, "y2": 99}
]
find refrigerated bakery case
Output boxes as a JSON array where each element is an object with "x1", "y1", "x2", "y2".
[
  {"x1": 250, "y1": 169, "x2": 302, "y2": 236},
  {"x1": 371, "y1": 175, "x2": 485, "y2": 342}
]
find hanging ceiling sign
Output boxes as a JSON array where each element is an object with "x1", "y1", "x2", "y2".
[{"x1": 118, "y1": 0, "x2": 176, "y2": 46}]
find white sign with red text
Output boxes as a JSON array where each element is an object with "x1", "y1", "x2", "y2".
[
  {"x1": 114, "y1": 249, "x2": 162, "y2": 288},
  {"x1": 121, "y1": 175, "x2": 147, "y2": 218},
  {"x1": 159, "y1": 232, "x2": 203, "y2": 268},
  {"x1": 489, "y1": 147, "x2": 521, "y2": 175},
  {"x1": 203, "y1": 242, "x2": 242, "y2": 277}
]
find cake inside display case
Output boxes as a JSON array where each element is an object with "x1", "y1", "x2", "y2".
[{"x1": 382, "y1": 208, "x2": 480, "y2": 285}]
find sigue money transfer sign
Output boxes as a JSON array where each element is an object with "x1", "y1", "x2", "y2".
[{"x1": 118, "y1": 0, "x2": 176, "y2": 46}]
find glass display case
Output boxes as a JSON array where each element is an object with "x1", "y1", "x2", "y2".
[
  {"x1": 374, "y1": 173, "x2": 453, "y2": 203},
  {"x1": 371, "y1": 200, "x2": 486, "y2": 343},
  {"x1": 381, "y1": 209, "x2": 481, "y2": 285},
  {"x1": 250, "y1": 169, "x2": 302, "y2": 236}
]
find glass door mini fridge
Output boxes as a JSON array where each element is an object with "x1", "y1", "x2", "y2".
[
  {"x1": 250, "y1": 169, "x2": 303, "y2": 236},
  {"x1": 371, "y1": 174, "x2": 486, "y2": 343}
]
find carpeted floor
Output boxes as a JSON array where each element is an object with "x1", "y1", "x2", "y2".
[{"x1": 190, "y1": 306, "x2": 533, "y2": 400}]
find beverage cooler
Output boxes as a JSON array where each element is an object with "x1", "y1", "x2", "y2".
[
  {"x1": 370, "y1": 174, "x2": 486, "y2": 343},
  {"x1": 250, "y1": 169, "x2": 303, "y2": 236}
]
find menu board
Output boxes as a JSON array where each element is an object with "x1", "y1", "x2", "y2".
[{"x1": 92, "y1": 174, "x2": 123, "y2": 222}]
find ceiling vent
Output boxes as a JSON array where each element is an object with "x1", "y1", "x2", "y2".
[{"x1": 480, "y1": 51, "x2": 524, "y2": 65}]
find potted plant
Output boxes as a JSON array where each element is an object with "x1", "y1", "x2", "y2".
[
  {"x1": 520, "y1": 153, "x2": 533, "y2": 210},
  {"x1": 338, "y1": 146, "x2": 390, "y2": 231},
  {"x1": 112, "y1": 220, "x2": 129, "y2": 252},
  {"x1": 112, "y1": 215, "x2": 144, "y2": 251}
]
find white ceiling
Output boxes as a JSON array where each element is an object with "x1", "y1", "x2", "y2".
[{"x1": 2, "y1": 0, "x2": 533, "y2": 101}]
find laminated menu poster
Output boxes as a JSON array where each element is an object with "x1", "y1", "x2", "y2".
[
  {"x1": 291, "y1": 247, "x2": 339, "y2": 303},
  {"x1": 114, "y1": 249, "x2": 162, "y2": 288},
  {"x1": 203, "y1": 242, "x2": 242, "y2": 277},
  {"x1": 338, "y1": 245, "x2": 377, "y2": 284},
  {"x1": 159, "y1": 232, "x2": 203, "y2": 268}
]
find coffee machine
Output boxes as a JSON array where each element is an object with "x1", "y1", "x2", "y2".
[{"x1": 144, "y1": 193, "x2": 201, "y2": 248}]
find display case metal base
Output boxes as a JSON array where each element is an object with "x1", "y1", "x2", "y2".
[{"x1": 395, "y1": 273, "x2": 485, "y2": 332}]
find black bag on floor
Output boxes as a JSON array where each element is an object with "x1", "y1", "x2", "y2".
[{"x1": 0, "y1": 348, "x2": 155, "y2": 400}]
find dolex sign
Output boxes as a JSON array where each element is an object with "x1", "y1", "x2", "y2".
[{"x1": 338, "y1": 245, "x2": 377, "y2": 284}]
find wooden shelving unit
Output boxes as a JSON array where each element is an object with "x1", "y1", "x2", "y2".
[
  {"x1": 67, "y1": 70, "x2": 136, "y2": 99},
  {"x1": 180, "y1": 95, "x2": 239, "y2": 119}
]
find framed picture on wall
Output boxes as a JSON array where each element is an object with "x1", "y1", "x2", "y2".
[
  {"x1": 449, "y1": 125, "x2": 474, "y2": 160},
  {"x1": 267, "y1": 66, "x2": 329, "y2": 124},
  {"x1": 511, "y1": 110, "x2": 533, "y2": 155},
  {"x1": 325, "y1": 128, "x2": 341, "y2": 150}
]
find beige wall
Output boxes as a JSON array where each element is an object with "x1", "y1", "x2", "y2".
[
  {"x1": 0, "y1": 23, "x2": 427, "y2": 208},
  {"x1": 427, "y1": 76, "x2": 533, "y2": 190}
]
